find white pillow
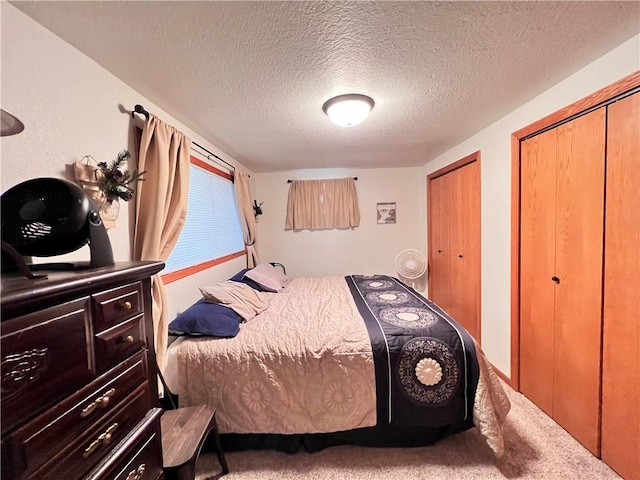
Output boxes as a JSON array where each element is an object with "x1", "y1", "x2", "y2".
[{"x1": 244, "y1": 261, "x2": 290, "y2": 293}]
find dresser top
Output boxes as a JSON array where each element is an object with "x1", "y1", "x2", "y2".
[{"x1": 1, "y1": 261, "x2": 164, "y2": 319}]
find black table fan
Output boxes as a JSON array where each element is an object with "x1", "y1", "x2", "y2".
[{"x1": 1, "y1": 177, "x2": 114, "y2": 278}]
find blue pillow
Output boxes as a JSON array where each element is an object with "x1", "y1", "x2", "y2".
[
  {"x1": 168, "y1": 299, "x2": 242, "y2": 337},
  {"x1": 229, "y1": 268, "x2": 270, "y2": 292}
]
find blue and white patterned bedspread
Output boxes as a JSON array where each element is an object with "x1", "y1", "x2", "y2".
[{"x1": 346, "y1": 274, "x2": 479, "y2": 428}]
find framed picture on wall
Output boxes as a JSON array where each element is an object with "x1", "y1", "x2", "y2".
[{"x1": 377, "y1": 202, "x2": 396, "y2": 224}]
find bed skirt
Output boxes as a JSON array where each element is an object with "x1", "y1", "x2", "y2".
[{"x1": 217, "y1": 420, "x2": 473, "y2": 453}]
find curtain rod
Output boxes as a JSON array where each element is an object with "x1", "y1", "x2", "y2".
[
  {"x1": 132, "y1": 104, "x2": 235, "y2": 172},
  {"x1": 287, "y1": 177, "x2": 358, "y2": 183}
]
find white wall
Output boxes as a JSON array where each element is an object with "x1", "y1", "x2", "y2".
[
  {"x1": 423, "y1": 35, "x2": 640, "y2": 377},
  {"x1": 0, "y1": 4, "x2": 251, "y2": 319},
  {"x1": 255, "y1": 167, "x2": 426, "y2": 289}
]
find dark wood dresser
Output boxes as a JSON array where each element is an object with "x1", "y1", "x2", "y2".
[{"x1": 1, "y1": 261, "x2": 165, "y2": 480}]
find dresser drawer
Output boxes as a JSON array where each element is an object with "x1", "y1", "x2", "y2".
[
  {"x1": 86, "y1": 408, "x2": 163, "y2": 480},
  {"x1": 93, "y1": 283, "x2": 144, "y2": 333},
  {"x1": 95, "y1": 314, "x2": 146, "y2": 374},
  {"x1": 5, "y1": 352, "x2": 148, "y2": 479},
  {"x1": 1, "y1": 297, "x2": 94, "y2": 435},
  {"x1": 32, "y1": 383, "x2": 151, "y2": 479}
]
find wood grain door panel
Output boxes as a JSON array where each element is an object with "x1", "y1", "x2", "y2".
[
  {"x1": 602, "y1": 92, "x2": 640, "y2": 480},
  {"x1": 448, "y1": 169, "x2": 464, "y2": 323},
  {"x1": 519, "y1": 128, "x2": 558, "y2": 417},
  {"x1": 552, "y1": 108, "x2": 606, "y2": 456},
  {"x1": 449, "y1": 162, "x2": 481, "y2": 340},
  {"x1": 428, "y1": 174, "x2": 451, "y2": 311}
]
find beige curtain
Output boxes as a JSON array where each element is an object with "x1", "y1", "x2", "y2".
[
  {"x1": 285, "y1": 177, "x2": 360, "y2": 230},
  {"x1": 133, "y1": 114, "x2": 191, "y2": 371},
  {"x1": 234, "y1": 170, "x2": 259, "y2": 267}
]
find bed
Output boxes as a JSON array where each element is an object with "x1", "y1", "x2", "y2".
[{"x1": 164, "y1": 266, "x2": 510, "y2": 457}]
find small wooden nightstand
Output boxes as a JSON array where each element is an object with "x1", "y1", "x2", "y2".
[{"x1": 161, "y1": 405, "x2": 228, "y2": 480}]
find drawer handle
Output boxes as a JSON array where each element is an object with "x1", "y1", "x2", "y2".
[
  {"x1": 80, "y1": 388, "x2": 116, "y2": 418},
  {"x1": 95, "y1": 387, "x2": 116, "y2": 409},
  {"x1": 124, "y1": 335, "x2": 135, "y2": 344},
  {"x1": 121, "y1": 301, "x2": 133, "y2": 310},
  {"x1": 82, "y1": 422, "x2": 118, "y2": 458},
  {"x1": 126, "y1": 463, "x2": 146, "y2": 480}
]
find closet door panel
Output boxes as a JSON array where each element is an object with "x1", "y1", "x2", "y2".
[
  {"x1": 552, "y1": 108, "x2": 606, "y2": 455},
  {"x1": 519, "y1": 129, "x2": 557, "y2": 417},
  {"x1": 463, "y1": 162, "x2": 481, "y2": 342},
  {"x1": 428, "y1": 174, "x2": 451, "y2": 311},
  {"x1": 602, "y1": 92, "x2": 640, "y2": 480},
  {"x1": 448, "y1": 168, "x2": 465, "y2": 325},
  {"x1": 448, "y1": 162, "x2": 480, "y2": 340}
]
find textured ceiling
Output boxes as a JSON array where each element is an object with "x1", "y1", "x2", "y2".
[{"x1": 10, "y1": 1, "x2": 640, "y2": 172}]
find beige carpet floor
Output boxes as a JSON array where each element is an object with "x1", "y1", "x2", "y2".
[{"x1": 195, "y1": 383, "x2": 620, "y2": 479}]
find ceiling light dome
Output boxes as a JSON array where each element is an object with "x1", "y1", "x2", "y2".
[{"x1": 322, "y1": 94, "x2": 375, "y2": 127}]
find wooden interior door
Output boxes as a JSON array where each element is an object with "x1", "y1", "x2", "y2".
[
  {"x1": 519, "y1": 128, "x2": 558, "y2": 418},
  {"x1": 552, "y1": 108, "x2": 605, "y2": 455},
  {"x1": 602, "y1": 91, "x2": 640, "y2": 480},
  {"x1": 428, "y1": 174, "x2": 451, "y2": 311},
  {"x1": 448, "y1": 162, "x2": 481, "y2": 341},
  {"x1": 520, "y1": 109, "x2": 605, "y2": 452}
]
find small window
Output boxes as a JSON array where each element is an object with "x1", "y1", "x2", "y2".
[
  {"x1": 285, "y1": 177, "x2": 360, "y2": 230},
  {"x1": 162, "y1": 156, "x2": 245, "y2": 283}
]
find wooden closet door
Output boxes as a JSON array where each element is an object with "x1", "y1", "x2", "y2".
[
  {"x1": 448, "y1": 162, "x2": 481, "y2": 341},
  {"x1": 519, "y1": 128, "x2": 558, "y2": 417},
  {"x1": 602, "y1": 91, "x2": 640, "y2": 480},
  {"x1": 552, "y1": 108, "x2": 605, "y2": 455},
  {"x1": 428, "y1": 174, "x2": 451, "y2": 311}
]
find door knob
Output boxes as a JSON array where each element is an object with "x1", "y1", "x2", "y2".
[{"x1": 551, "y1": 276, "x2": 560, "y2": 284}]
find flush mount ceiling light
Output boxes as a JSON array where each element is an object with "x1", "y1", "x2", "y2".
[{"x1": 322, "y1": 94, "x2": 375, "y2": 127}]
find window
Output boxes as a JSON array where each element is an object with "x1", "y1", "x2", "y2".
[
  {"x1": 285, "y1": 177, "x2": 360, "y2": 230},
  {"x1": 162, "y1": 156, "x2": 245, "y2": 283}
]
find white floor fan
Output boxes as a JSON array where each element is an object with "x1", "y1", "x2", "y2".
[{"x1": 395, "y1": 248, "x2": 427, "y2": 291}]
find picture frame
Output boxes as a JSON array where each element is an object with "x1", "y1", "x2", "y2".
[{"x1": 377, "y1": 202, "x2": 396, "y2": 224}]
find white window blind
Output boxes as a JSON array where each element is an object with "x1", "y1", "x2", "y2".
[{"x1": 163, "y1": 161, "x2": 244, "y2": 275}]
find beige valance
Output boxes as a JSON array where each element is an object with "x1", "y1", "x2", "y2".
[{"x1": 285, "y1": 177, "x2": 360, "y2": 230}]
